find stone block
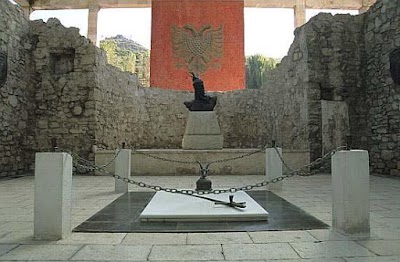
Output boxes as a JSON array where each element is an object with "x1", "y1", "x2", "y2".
[
  {"x1": 265, "y1": 147, "x2": 283, "y2": 191},
  {"x1": 182, "y1": 111, "x2": 223, "y2": 149},
  {"x1": 332, "y1": 150, "x2": 370, "y2": 236},
  {"x1": 115, "y1": 149, "x2": 131, "y2": 193},
  {"x1": 34, "y1": 152, "x2": 72, "y2": 240},
  {"x1": 184, "y1": 111, "x2": 222, "y2": 135},
  {"x1": 182, "y1": 134, "x2": 223, "y2": 150}
]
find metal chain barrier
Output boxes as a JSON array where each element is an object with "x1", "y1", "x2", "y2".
[
  {"x1": 131, "y1": 145, "x2": 269, "y2": 177},
  {"x1": 66, "y1": 145, "x2": 342, "y2": 196},
  {"x1": 273, "y1": 145, "x2": 347, "y2": 177},
  {"x1": 131, "y1": 145, "x2": 269, "y2": 165},
  {"x1": 99, "y1": 149, "x2": 122, "y2": 168}
]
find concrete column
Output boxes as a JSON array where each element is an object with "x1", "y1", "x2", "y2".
[
  {"x1": 294, "y1": 0, "x2": 306, "y2": 28},
  {"x1": 358, "y1": 6, "x2": 369, "y2": 14},
  {"x1": 88, "y1": 5, "x2": 100, "y2": 46},
  {"x1": 265, "y1": 147, "x2": 283, "y2": 191},
  {"x1": 22, "y1": 6, "x2": 32, "y2": 20},
  {"x1": 332, "y1": 150, "x2": 370, "y2": 236},
  {"x1": 115, "y1": 149, "x2": 132, "y2": 193},
  {"x1": 34, "y1": 153, "x2": 72, "y2": 240},
  {"x1": 359, "y1": 0, "x2": 373, "y2": 14}
]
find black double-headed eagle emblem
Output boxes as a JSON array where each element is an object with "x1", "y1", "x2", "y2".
[{"x1": 171, "y1": 24, "x2": 223, "y2": 75}]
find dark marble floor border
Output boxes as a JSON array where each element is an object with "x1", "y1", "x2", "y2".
[{"x1": 74, "y1": 190, "x2": 329, "y2": 233}]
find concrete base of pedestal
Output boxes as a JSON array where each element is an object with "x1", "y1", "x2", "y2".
[
  {"x1": 182, "y1": 111, "x2": 223, "y2": 149},
  {"x1": 182, "y1": 135, "x2": 224, "y2": 150}
]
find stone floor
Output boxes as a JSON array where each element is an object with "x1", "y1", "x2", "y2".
[{"x1": 0, "y1": 173, "x2": 399, "y2": 261}]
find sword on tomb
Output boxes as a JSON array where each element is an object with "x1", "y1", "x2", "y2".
[{"x1": 186, "y1": 193, "x2": 247, "y2": 209}]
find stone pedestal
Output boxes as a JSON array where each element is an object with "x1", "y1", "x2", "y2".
[
  {"x1": 332, "y1": 150, "x2": 370, "y2": 236},
  {"x1": 115, "y1": 149, "x2": 132, "y2": 193},
  {"x1": 182, "y1": 111, "x2": 223, "y2": 149},
  {"x1": 265, "y1": 147, "x2": 283, "y2": 191},
  {"x1": 34, "y1": 153, "x2": 72, "y2": 240}
]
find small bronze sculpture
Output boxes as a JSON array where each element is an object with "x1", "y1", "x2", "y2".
[{"x1": 184, "y1": 73, "x2": 217, "y2": 111}]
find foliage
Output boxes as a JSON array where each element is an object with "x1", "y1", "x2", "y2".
[
  {"x1": 245, "y1": 54, "x2": 279, "y2": 89},
  {"x1": 100, "y1": 35, "x2": 150, "y2": 87}
]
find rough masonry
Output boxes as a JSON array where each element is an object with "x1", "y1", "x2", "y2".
[{"x1": 0, "y1": 0, "x2": 399, "y2": 177}]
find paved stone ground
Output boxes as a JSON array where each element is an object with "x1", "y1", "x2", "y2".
[{"x1": 0, "y1": 174, "x2": 399, "y2": 261}]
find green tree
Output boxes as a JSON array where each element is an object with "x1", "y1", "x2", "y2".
[
  {"x1": 100, "y1": 36, "x2": 150, "y2": 87},
  {"x1": 245, "y1": 54, "x2": 279, "y2": 89},
  {"x1": 100, "y1": 40, "x2": 118, "y2": 65}
]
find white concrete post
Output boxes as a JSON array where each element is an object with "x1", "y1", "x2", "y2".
[
  {"x1": 265, "y1": 147, "x2": 283, "y2": 191},
  {"x1": 332, "y1": 150, "x2": 370, "y2": 236},
  {"x1": 34, "y1": 152, "x2": 72, "y2": 240},
  {"x1": 115, "y1": 149, "x2": 132, "y2": 193}
]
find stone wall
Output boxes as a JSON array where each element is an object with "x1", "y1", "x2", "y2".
[
  {"x1": 28, "y1": 18, "x2": 98, "y2": 161},
  {"x1": 218, "y1": 26, "x2": 311, "y2": 153},
  {"x1": 93, "y1": 58, "x2": 191, "y2": 149},
  {"x1": 302, "y1": 13, "x2": 366, "y2": 160},
  {"x1": 0, "y1": 1, "x2": 33, "y2": 176},
  {"x1": 0, "y1": 0, "x2": 399, "y2": 177},
  {"x1": 363, "y1": 0, "x2": 400, "y2": 176}
]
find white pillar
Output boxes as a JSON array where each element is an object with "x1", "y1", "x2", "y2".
[
  {"x1": 332, "y1": 150, "x2": 370, "y2": 236},
  {"x1": 34, "y1": 152, "x2": 72, "y2": 240},
  {"x1": 265, "y1": 147, "x2": 283, "y2": 191},
  {"x1": 115, "y1": 149, "x2": 132, "y2": 193}
]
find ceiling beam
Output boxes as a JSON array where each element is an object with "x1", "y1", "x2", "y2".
[
  {"x1": 305, "y1": 0, "x2": 364, "y2": 9},
  {"x1": 30, "y1": 0, "x2": 151, "y2": 9},
  {"x1": 244, "y1": 0, "x2": 295, "y2": 8},
  {"x1": 30, "y1": 0, "x2": 369, "y2": 10},
  {"x1": 14, "y1": 0, "x2": 30, "y2": 7}
]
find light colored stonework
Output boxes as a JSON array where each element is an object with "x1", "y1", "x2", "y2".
[{"x1": 182, "y1": 111, "x2": 224, "y2": 150}]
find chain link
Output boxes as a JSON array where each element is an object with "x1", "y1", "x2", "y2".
[
  {"x1": 99, "y1": 149, "x2": 121, "y2": 168},
  {"x1": 65, "y1": 145, "x2": 342, "y2": 196},
  {"x1": 131, "y1": 145, "x2": 269, "y2": 167},
  {"x1": 273, "y1": 146, "x2": 346, "y2": 177},
  {"x1": 133, "y1": 151, "x2": 198, "y2": 165},
  {"x1": 208, "y1": 146, "x2": 268, "y2": 165}
]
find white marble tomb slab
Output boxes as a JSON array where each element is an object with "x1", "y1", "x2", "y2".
[{"x1": 140, "y1": 191, "x2": 269, "y2": 222}]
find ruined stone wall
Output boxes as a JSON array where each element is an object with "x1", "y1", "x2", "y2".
[
  {"x1": 363, "y1": 0, "x2": 400, "y2": 175},
  {"x1": 93, "y1": 57, "x2": 191, "y2": 149},
  {"x1": 1, "y1": 0, "x2": 399, "y2": 177},
  {"x1": 218, "y1": 27, "x2": 311, "y2": 152},
  {"x1": 28, "y1": 19, "x2": 99, "y2": 161},
  {"x1": 0, "y1": 1, "x2": 33, "y2": 176},
  {"x1": 217, "y1": 90, "x2": 270, "y2": 148},
  {"x1": 302, "y1": 13, "x2": 366, "y2": 160},
  {"x1": 0, "y1": 0, "x2": 313, "y2": 177},
  {"x1": 264, "y1": 28, "x2": 311, "y2": 152},
  {"x1": 93, "y1": 63, "x2": 271, "y2": 150}
]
